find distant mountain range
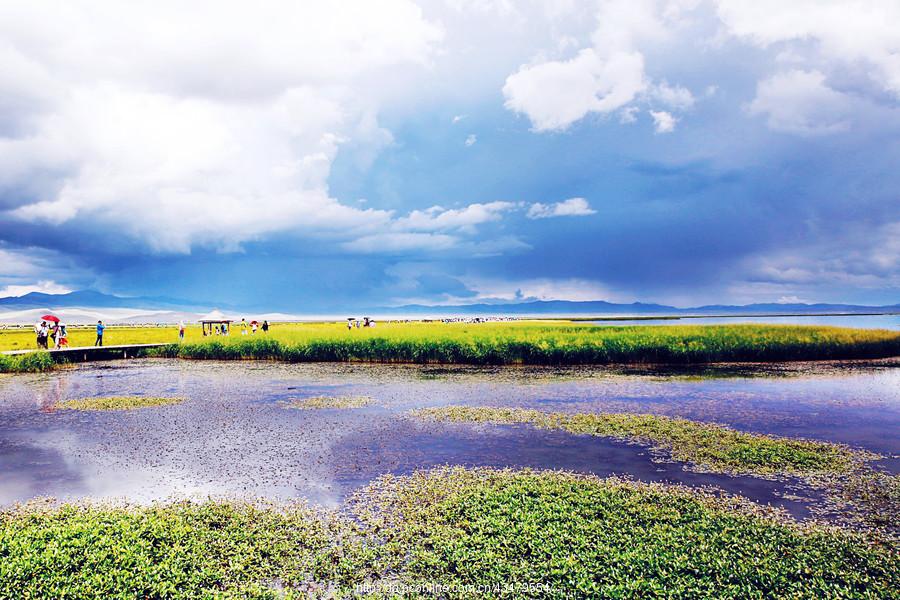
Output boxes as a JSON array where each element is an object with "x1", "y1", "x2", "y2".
[
  {"x1": 382, "y1": 299, "x2": 900, "y2": 316},
  {"x1": 1, "y1": 290, "x2": 898, "y2": 319},
  {"x1": 0, "y1": 290, "x2": 206, "y2": 311}
]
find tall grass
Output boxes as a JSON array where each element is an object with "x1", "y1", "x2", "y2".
[{"x1": 147, "y1": 322, "x2": 900, "y2": 365}]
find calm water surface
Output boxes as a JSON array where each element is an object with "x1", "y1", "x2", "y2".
[
  {"x1": 587, "y1": 314, "x2": 900, "y2": 329},
  {"x1": 0, "y1": 359, "x2": 897, "y2": 518}
]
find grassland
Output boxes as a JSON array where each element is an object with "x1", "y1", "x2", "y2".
[
  {"x1": 412, "y1": 407, "x2": 873, "y2": 477},
  {"x1": 2, "y1": 322, "x2": 899, "y2": 370},
  {"x1": 56, "y1": 396, "x2": 185, "y2": 411},
  {"x1": 1, "y1": 468, "x2": 896, "y2": 598},
  {"x1": 285, "y1": 396, "x2": 373, "y2": 410}
]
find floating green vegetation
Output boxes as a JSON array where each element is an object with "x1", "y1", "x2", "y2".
[
  {"x1": 3, "y1": 469, "x2": 895, "y2": 598},
  {"x1": 56, "y1": 396, "x2": 185, "y2": 411},
  {"x1": 0, "y1": 500, "x2": 368, "y2": 599},
  {"x1": 352, "y1": 468, "x2": 899, "y2": 599},
  {"x1": 146, "y1": 322, "x2": 900, "y2": 365},
  {"x1": 412, "y1": 406, "x2": 874, "y2": 477},
  {"x1": 285, "y1": 396, "x2": 373, "y2": 410}
]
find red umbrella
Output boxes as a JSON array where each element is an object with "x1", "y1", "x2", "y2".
[{"x1": 41, "y1": 314, "x2": 60, "y2": 323}]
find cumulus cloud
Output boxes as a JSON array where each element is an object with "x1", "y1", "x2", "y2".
[
  {"x1": 465, "y1": 133, "x2": 477, "y2": 146},
  {"x1": 527, "y1": 197, "x2": 596, "y2": 219},
  {"x1": 715, "y1": 0, "x2": 900, "y2": 96},
  {"x1": 650, "y1": 110, "x2": 677, "y2": 133},
  {"x1": 747, "y1": 70, "x2": 851, "y2": 134},
  {"x1": 0, "y1": 1, "x2": 442, "y2": 254},
  {"x1": 502, "y1": 0, "x2": 670, "y2": 131}
]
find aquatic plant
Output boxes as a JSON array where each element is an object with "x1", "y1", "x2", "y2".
[
  {"x1": 412, "y1": 406, "x2": 874, "y2": 477},
  {"x1": 285, "y1": 396, "x2": 373, "y2": 410},
  {"x1": 56, "y1": 396, "x2": 185, "y2": 411},
  {"x1": 2, "y1": 468, "x2": 896, "y2": 598},
  {"x1": 3, "y1": 322, "x2": 899, "y2": 366},
  {"x1": 0, "y1": 500, "x2": 368, "y2": 598},
  {"x1": 352, "y1": 467, "x2": 898, "y2": 598},
  {"x1": 146, "y1": 322, "x2": 900, "y2": 366},
  {"x1": 0, "y1": 351, "x2": 56, "y2": 373}
]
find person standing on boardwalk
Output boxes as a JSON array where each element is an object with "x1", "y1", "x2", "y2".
[
  {"x1": 95, "y1": 320, "x2": 105, "y2": 346},
  {"x1": 36, "y1": 321, "x2": 48, "y2": 349},
  {"x1": 56, "y1": 324, "x2": 68, "y2": 348}
]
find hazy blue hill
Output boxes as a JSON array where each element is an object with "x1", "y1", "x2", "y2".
[
  {"x1": 0, "y1": 290, "x2": 204, "y2": 310},
  {"x1": 1, "y1": 290, "x2": 897, "y2": 316}
]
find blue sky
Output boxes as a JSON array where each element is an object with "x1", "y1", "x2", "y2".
[{"x1": 1, "y1": 1, "x2": 899, "y2": 310}]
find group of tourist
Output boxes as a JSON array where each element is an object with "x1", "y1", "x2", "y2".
[
  {"x1": 347, "y1": 317, "x2": 377, "y2": 329},
  {"x1": 35, "y1": 320, "x2": 105, "y2": 349},
  {"x1": 34, "y1": 320, "x2": 69, "y2": 349},
  {"x1": 196, "y1": 318, "x2": 270, "y2": 339}
]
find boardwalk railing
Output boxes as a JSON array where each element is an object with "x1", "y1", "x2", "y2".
[{"x1": 1, "y1": 343, "x2": 168, "y2": 363}]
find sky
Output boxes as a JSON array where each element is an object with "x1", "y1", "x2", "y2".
[{"x1": 1, "y1": 0, "x2": 899, "y2": 311}]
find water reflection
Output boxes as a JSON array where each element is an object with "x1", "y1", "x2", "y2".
[{"x1": 0, "y1": 359, "x2": 897, "y2": 515}]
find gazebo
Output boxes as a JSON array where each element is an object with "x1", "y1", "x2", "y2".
[{"x1": 199, "y1": 309, "x2": 233, "y2": 336}]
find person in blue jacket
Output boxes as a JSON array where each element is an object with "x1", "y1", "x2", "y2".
[{"x1": 95, "y1": 320, "x2": 105, "y2": 346}]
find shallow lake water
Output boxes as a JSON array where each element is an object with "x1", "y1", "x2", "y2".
[
  {"x1": 0, "y1": 359, "x2": 898, "y2": 519},
  {"x1": 587, "y1": 313, "x2": 900, "y2": 329}
]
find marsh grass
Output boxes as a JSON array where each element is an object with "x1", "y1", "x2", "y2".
[
  {"x1": 56, "y1": 396, "x2": 185, "y2": 411},
  {"x1": 147, "y1": 322, "x2": 900, "y2": 365},
  {"x1": 2, "y1": 468, "x2": 896, "y2": 598},
  {"x1": 412, "y1": 406, "x2": 873, "y2": 477},
  {"x1": 285, "y1": 396, "x2": 373, "y2": 410}
]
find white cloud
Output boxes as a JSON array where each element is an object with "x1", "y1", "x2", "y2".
[
  {"x1": 465, "y1": 276, "x2": 623, "y2": 302},
  {"x1": 527, "y1": 197, "x2": 596, "y2": 219},
  {"x1": 715, "y1": 0, "x2": 900, "y2": 96},
  {"x1": 394, "y1": 201, "x2": 516, "y2": 233},
  {"x1": 0, "y1": 1, "x2": 442, "y2": 253},
  {"x1": 500, "y1": 0, "x2": 704, "y2": 132},
  {"x1": 650, "y1": 110, "x2": 677, "y2": 133},
  {"x1": 502, "y1": 0, "x2": 673, "y2": 131},
  {"x1": 619, "y1": 106, "x2": 640, "y2": 123},
  {"x1": 465, "y1": 133, "x2": 477, "y2": 146},
  {"x1": 503, "y1": 48, "x2": 646, "y2": 131},
  {"x1": 650, "y1": 81, "x2": 695, "y2": 109},
  {"x1": 747, "y1": 70, "x2": 851, "y2": 135},
  {"x1": 452, "y1": 114, "x2": 467, "y2": 123}
]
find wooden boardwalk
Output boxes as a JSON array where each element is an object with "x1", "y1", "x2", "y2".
[{"x1": 1, "y1": 343, "x2": 168, "y2": 363}]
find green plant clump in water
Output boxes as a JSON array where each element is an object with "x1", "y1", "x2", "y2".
[
  {"x1": 285, "y1": 396, "x2": 373, "y2": 410},
  {"x1": 0, "y1": 351, "x2": 56, "y2": 373},
  {"x1": 0, "y1": 500, "x2": 373, "y2": 599},
  {"x1": 412, "y1": 406, "x2": 873, "y2": 477},
  {"x1": 56, "y1": 396, "x2": 185, "y2": 411},
  {"x1": 353, "y1": 468, "x2": 899, "y2": 599},
  {"x1": 144, "y1": 322, "x2": 900, "y2": 365},
  {"x1": 1, "y1": 469, "x2": 896, "y2": 599}
]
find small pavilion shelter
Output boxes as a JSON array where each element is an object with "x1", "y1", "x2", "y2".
[{"x1": 199, "y1": 309, "x2": 233, "y2": 336}]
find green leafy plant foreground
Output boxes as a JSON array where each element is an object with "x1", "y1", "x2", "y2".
[
  {"x1": 412, "y1": 406, "x2": 875, "y2": 477},
  {"x1": 56, "y1": 396, "x2": 185, "y2": 411},
  {"x1": 2, "y1": 469, "x2": 897, "y2": 599}
]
